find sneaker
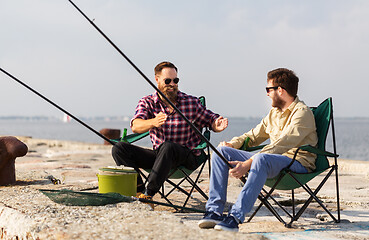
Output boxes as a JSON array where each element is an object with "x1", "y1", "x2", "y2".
[
  {"x1": 137, "y1": 193, "x2": 154, "y2": 210},
  {"x1": 198, "y1": 211, "x2": 225, "y2": 229},
  {"x1": 135, "y1": 192, "x2": 143, "y2": 198},
  {"x1": 214, "y1": 215, "x2": 240, "y2": 232}
]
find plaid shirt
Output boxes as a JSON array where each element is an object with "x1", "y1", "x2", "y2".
[{"x1": 131, "y1": 91, "x2": 219, "y2": 154}]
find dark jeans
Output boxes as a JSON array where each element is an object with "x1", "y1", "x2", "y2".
[{"x1": 111, "y1": 141, "x2": 198, "y2": 196}]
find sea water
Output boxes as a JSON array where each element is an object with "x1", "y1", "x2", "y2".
[{"x1": 0, "y1": 117, "x2": 368, "y2": 161}]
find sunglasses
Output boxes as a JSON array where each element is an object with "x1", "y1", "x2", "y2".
[
  {"x1": 265, "y1": 86, "x2": 279, "y2": 93},
  {"x1": 164, "y1": 78, "x2": 179, "y2": 85}
]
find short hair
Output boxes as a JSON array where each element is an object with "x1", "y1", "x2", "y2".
[
  {"x1": 154, "y1": 61, "x2": 178, "y2": 75},
  {"x1": 267, "y1": 68, "x2": 299, "y2": 98}
]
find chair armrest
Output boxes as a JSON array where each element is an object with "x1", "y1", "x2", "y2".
[
  {"x1": 286, "y1": 144, "x2": 339, "y2": 169},
  {"x1": 110, "y1": 128, "x2": 149, "y2": 144},
  {"x1": 245, "y1": 145, "x2": 266, "y2": 151},
  {"x1": 193, "y1": 142, "x2": 207, "y2": 150},
  {"x1": 123, "y1": 132, "x2": 150, "y2": 143},
  {"x1": 298, "y1": 144, "x2": 339, "y2": 158},
  {"x1": 240, "y1": 137, "x2": 266, "y2": 152}
]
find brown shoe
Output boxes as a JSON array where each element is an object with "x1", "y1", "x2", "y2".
[
  {"x1": 135, "y1": 192, "x2": 143, "y2": 198},
  {"x1": 137, "y1": 193, "x2": 154, "y2": 210}
]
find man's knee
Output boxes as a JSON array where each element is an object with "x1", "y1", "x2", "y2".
[
  {"x1": 112, "y1": 142, "x2": 131, "y2": 165},
  {"x1": 211, "y1": 146, "x2": 231, "y2": 165},
  {"x1": 157, "y1": 141, "x2": 178, "y2": 154},
  {"x1": 252, "y1": 153, "x2": 271, "y2": 169},
  {"x1": 112, "y1": 142, "x2": 127, "y2": 155},
  {"x1": 159, "y1": 141, "x2": 176, "y2": 148}
]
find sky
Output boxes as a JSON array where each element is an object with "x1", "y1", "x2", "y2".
[{"x1": 1, "y1": 0, "x2": 369, "y2": 118}]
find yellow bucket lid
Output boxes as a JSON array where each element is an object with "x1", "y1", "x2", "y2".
[{"x1": 98, "y1": 166, "x2": 137, "y2": 175}]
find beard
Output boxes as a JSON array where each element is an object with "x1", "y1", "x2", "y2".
[
  {"x1": 158, "y1": 83, "x2": 178, "y2": 103},
  {"x1": 165, "y1": 90, "x2": 178, "y2": 103},
  {"x1": 272, "y1": 95, "x2": 286, "y2": 109}
]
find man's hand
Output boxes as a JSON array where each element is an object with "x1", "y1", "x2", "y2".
[
  {"x1": 218, "y1": 141, "x2": 234, "y2": 148},
  {"x1": 212, "y1": 116, "x2": 228, "y2": 132},
  {"x1": 153, "y1": 112, "x2": 167, "y2": 128},
  {"x1": 229, "y1": 160, "x2": 252, "y2": 179},
  {"x1": 131, "y1": 112, "x2": 167, "y2": 133}
]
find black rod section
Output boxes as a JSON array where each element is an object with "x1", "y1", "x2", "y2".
[
  {"x1": 68, "y1": 0, "x2": 242, "y2": 179},
  {"x1": 0, "y1": 67, "x2": 114, "y2": 145}
]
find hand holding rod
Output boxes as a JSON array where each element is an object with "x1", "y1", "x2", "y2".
[{"x1": 68, "y1": 0, "x2": 245, "y2": 183}]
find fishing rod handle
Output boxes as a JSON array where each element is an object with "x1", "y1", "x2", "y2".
[{"x1": 240, "y1": 176, "x2": 246, "y2": 183}]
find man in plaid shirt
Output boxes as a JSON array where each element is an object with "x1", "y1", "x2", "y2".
[{"x1": 112, "y1": 61, "x2": 228, "y2": 207}]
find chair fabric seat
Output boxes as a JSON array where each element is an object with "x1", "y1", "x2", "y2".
[{"x1": 265, "y1": 168, "x2": 328, "y2": 190}]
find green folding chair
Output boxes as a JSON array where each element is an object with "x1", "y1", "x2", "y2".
[
  {"x1": 240, "y1": 97, "x2": 340, "y2": 227},
  {"x1": 112, "y1": 96, "x2": 211, "y2": 211}
]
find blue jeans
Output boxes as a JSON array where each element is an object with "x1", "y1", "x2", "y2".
[{"x1": 206, "y1": 146, "x2": 308, "y2": 222}]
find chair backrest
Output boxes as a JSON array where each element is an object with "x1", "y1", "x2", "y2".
[
  {"x1": 198, "y1": 95, "x2": 210, "y2": 141},
  {"x1": 194, "y1": 96, "x2": 211, "y2": 163},
  {"x1": 310, "y1": 98, "x2": 333, "y2": 171}
]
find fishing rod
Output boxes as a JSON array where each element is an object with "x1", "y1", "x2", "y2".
[
  {"x1": 68, "y1": 0, "x2": 244, "y2": 182},
  {"x1": 0, "y1": 67, "x2": 114, "y2": 145},
  {"x1": 1, "y1": 67, "x2": 157, "y2": 202}
]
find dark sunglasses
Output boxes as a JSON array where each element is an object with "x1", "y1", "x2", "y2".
[
  {"x1": 164, "y1": 78, "x2": 179, "y2": 84},
  {"x1": 265, "y1": 86, "x2": 279, "y2": 93}
]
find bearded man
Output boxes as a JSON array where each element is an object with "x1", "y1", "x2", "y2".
[
  {"x1": 198, "y1": 68, "x2": 318, "y2": 232},
  {"x1": 112, "y1": 61, "x2": 228, "y2": 207}
]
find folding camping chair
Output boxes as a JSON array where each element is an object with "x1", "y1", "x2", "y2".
[
  {"x1": 112, "y1": 96, "x2": 211, "y2": 211},
  {"x1": 241, "y1": 97, "x2": 340, "y2": 227}
]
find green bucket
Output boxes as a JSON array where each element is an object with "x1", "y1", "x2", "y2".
[{"x1": 97, "y1": 167, "x2": 137, "y2": 196}]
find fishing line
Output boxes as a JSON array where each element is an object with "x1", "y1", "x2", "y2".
[
  {"x1": 0, "y1": 67, "x2": 114, "y2": 145},
  {"x1": 68, "y1": 0, "x2": 243, "y2": 181}
]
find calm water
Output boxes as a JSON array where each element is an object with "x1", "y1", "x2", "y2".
[{"x1": 0, "y1": 117, "x2": 368, "y2": 161}]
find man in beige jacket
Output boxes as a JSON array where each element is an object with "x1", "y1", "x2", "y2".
[{"x1": 198, "y1": 68, "x2": 318, "y2": 232}]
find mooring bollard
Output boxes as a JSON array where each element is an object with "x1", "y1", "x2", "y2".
[
  {"x1": 99, "y1": 129, "x2": 121, "y2": 145},
  {"x1": 0, "y1": 136, "x2": 28, "y2": 186}
]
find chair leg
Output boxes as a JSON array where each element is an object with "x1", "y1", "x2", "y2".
[
  {"x1": 207, "y1": 147, "x2": 211, "y2": 177},
  {"x1": 165, "y1": 177, "x2": 187, "y2": 197},
  {"x1": 157, "y1": 191, "x2": 181, "y2": 211},
  {"x1": 331, "y1": 109, "x2": 340, "y2": 223},
  {"x1": 288, "y1": 168, "x2": 338, "y2": 224},
  {"x1": 258, "y1": 192, "x2": 287, "y2": 226},
  {"x1": 292, "y1": 189, "x2": 295, "y2": 218},
  {"x1": 180, "y1": 169, "x2": 208, "y2": 199},
  {"x1": 334, "y1": 164, "x2": 341, "y2": 222},
  {"x1": 247, "y1": 173, "x2": 289, "y2": 225},
  {"x1": 261, "y1": 188, "x2": 293, "y2": 218},
  {"x1": 181, "y1": 163, "x2": 208, "y2": 208},
  {"x1": 166, "y1": 178, "x2": 193, "y2": 197}
]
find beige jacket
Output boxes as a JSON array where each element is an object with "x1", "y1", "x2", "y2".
[{"x1": 229, "y1": 97, "x2": 318, "y2": 172}]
